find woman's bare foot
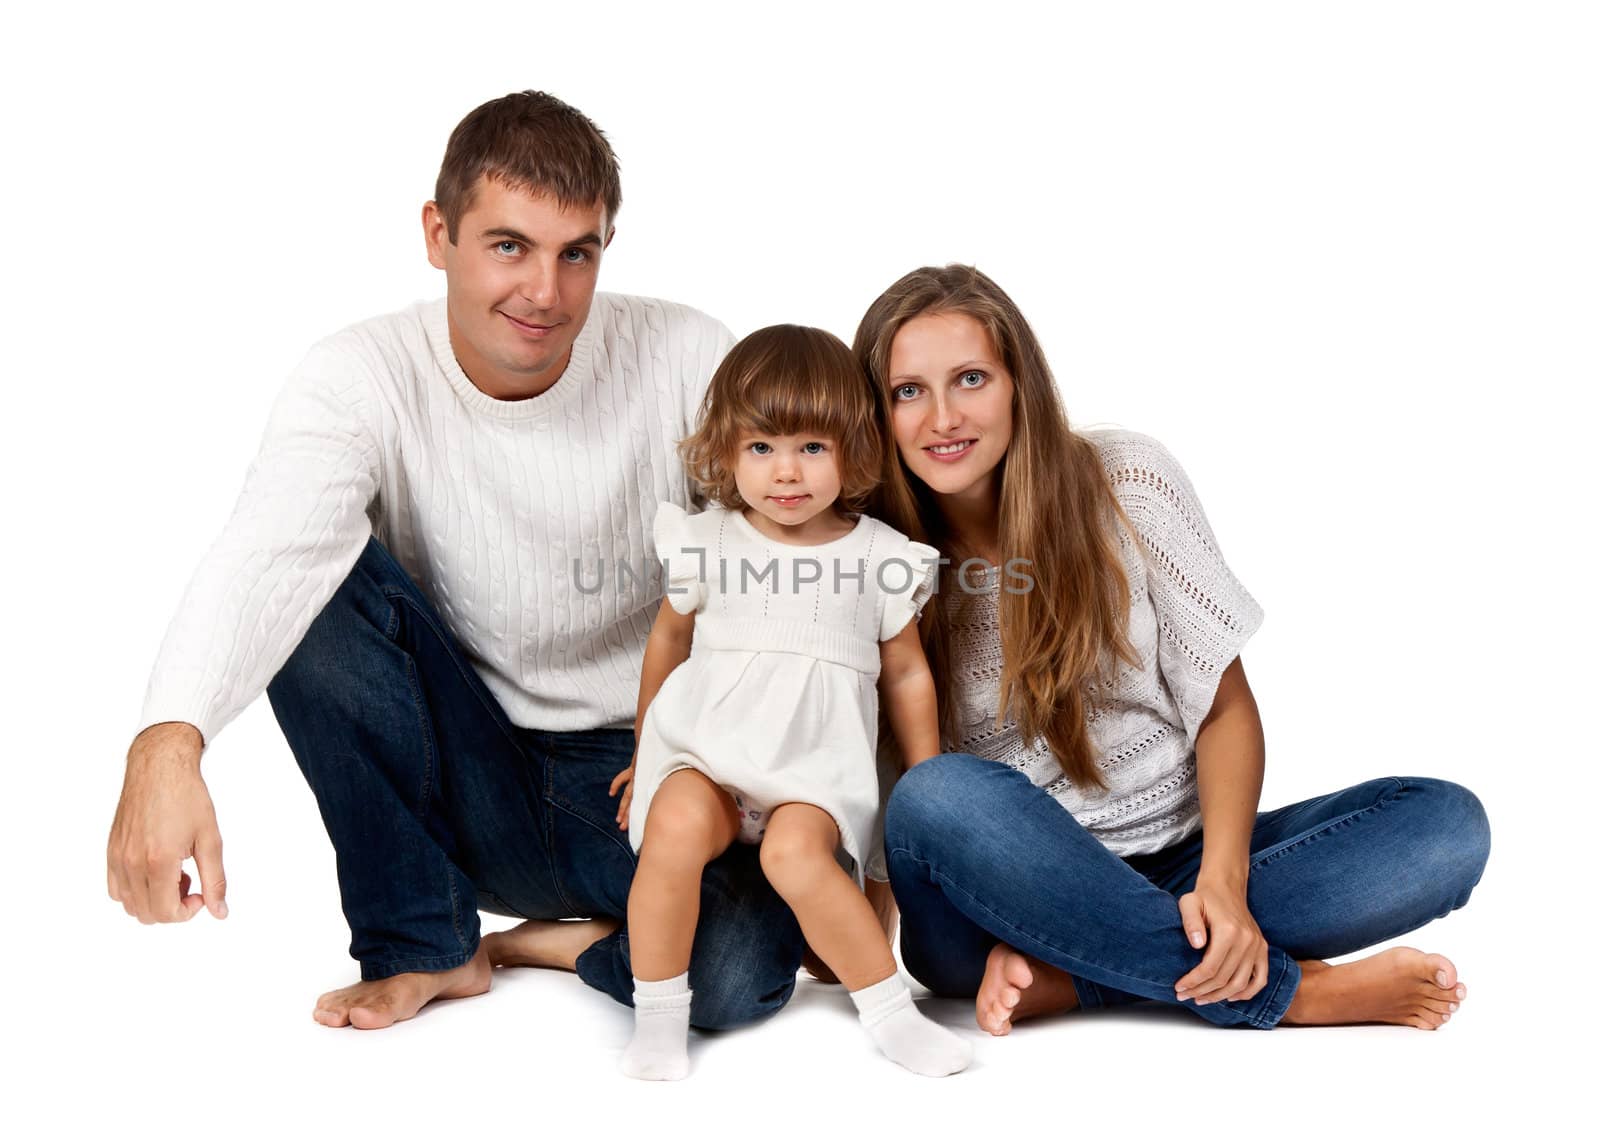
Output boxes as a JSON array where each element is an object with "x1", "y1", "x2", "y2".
[
  {"x1": 1282, "y1": 947, "x2": 1466, "y2": 1029},
  {"x1": 976, "y1": 943, "x2": 1081, "y2": 1035},
  {"x1": 480, "y1": 917, "x2": 621, "y2": 972},
  {"x1": 312, "y1": 945, "x2": 491, "y2": 1030}
]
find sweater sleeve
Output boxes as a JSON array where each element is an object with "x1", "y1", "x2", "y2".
[
  {"x1": 1106, "y1": 434, "x2": 1264, "y2": 743},
  {"x1": 137, "y1": 338, "x2": 383, "y2": 745}
]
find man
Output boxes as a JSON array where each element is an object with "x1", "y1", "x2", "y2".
[{"x1": 106, "y1": 91, "x2": 804, "y2": 1030}]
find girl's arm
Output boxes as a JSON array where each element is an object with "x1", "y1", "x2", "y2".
[
  {"x1": 879, "y1": 622, "x2": 940, "y2": 769},
  {"x1": 610, "y1": 598, "x2": 696, "y2": 828},
  {"x1": 1173, "y1": 655, "x2": 1269, "y2": 1005}
]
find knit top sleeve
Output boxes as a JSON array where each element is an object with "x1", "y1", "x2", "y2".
[
  {"x1": 1103, "y1": 432, "x2": 1264, "y2": 743},
  {"x1": 137, "y1": 336, "x2": 384, "y2": 745},
  {"x1": 878, "y1": 538, "x2": 941, "y2": 642},
  {"x1": 653, "y1": 501, "x2": 708, "y2": 615}
]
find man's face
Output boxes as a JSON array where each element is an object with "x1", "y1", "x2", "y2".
[{"x1": 423, "y1": 175, "x2": 611, "y2": 399}]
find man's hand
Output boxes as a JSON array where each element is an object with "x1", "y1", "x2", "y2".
[
  {"x1": 609, "y1": 760, "x2": 636, "y2": 831},
  {"x1": 107, "y1": 722, "x2": 229, "y2": 924}
]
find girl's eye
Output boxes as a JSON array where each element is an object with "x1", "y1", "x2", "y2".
[
  {"x1": 893, "y1": 384, "x2": 921, "y2": 401},
  {"x1": 959, "y1": 370, "x2": 986, "y2": 387},
  {"x1": 802, "y1": 442, "x2": 827, "y2": 455},
  {"x1": 749, "y1": 442, "x2": 771, "y2": 455}
]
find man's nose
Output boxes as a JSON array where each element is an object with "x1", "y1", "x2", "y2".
[{"x1": 520, "y1": 258, "x2": 560, "y2": 309}]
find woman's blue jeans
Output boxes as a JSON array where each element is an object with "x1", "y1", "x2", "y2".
[
  {"x1": 885, "y1": 753, "x2": 1490, "y2": 1028},
  {"x1": 264, "y1": 538, "x2": 805, "y2": 1029}
]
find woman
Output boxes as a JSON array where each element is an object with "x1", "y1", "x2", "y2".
[{"x1": 854, "y1": 265, "x2": 1490, "y2": 1032}]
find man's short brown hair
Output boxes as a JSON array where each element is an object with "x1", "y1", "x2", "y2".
[{"x1": 434, "y1": 91, "x2": 622, "y2": 243}]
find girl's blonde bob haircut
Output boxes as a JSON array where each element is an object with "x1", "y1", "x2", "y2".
[{"x1": 681, "y1": 324, "x2": 883, "y2": 512}]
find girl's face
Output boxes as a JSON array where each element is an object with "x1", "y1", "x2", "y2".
[
  {"x1": 887, "y1": 311, "x2": 1015, "y2": 507},
  {"x1": 732, "y1": 431, "x2": 844, "y2": 532}
]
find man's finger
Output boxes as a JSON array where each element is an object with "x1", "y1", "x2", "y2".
[
  {"x1": 196, "y1": 830, "x2": 229, "y2": 919},
  {"x1": 143, "y1": 852, "x2": 185, "y2": 923}
]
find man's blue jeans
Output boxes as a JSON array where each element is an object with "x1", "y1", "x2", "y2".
[
  {"x1": 885, "y1": 753, "x2": 1491, "y2": 1028},
  {"x1": 265, "y1": 539, "x2": 804, "y2": 1029}
]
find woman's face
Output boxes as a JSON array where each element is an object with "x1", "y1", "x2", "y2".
[{"x1": 887, "y1": 311, "x2": 1015, "y2": 507}]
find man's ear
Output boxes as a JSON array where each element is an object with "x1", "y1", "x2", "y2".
[
  {"x1": 603, "y1": 225, "x2": 616, "y2": 250},
  {"x1": 422, "y1": 200, "x2": 450, "y2": 270}
]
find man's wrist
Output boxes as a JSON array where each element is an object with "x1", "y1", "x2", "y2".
[{"x1": 130, "y1": 721, "x2": 205, "y2": 766}]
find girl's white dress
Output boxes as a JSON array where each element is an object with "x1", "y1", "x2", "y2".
[{"x1": 628, "y1": 502, "x2": 939, "y2": 883}]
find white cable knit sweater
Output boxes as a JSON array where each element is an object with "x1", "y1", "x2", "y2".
[
  {"x1": 138, "y1": 293, "x2": 733, "y2": 744},
  {"x1": 946, "y1": 430, "x2": 1265, "y2": 856}
]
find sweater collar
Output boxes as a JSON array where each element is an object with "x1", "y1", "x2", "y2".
[{"x1": 422, "y1": 296, "x2": 599, "y2": 422}]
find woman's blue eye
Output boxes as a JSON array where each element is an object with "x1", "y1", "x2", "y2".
[
  {"x1": 894, "y1": 384, "x2": 920, "y2": 401},
  {"x1": 959, "y1": 370, "x2": 985, "y2": 387}
]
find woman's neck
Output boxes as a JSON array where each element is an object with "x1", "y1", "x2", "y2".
[{"x1": 934, "y1": 482, "x2": 1002, "y2": 565}]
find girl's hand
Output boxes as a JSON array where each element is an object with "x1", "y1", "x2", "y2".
[
  {"x1": 1173, "y1": 877, "x2": 1269, "y2": 1006},
  {"x1": 610, "y1": 761, "x2": 635, "y2": 831}
]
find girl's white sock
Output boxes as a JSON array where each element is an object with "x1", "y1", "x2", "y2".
[
  {"x1": 849, "y1": 973, "x2": 972, "y2": 1077},
  {"x1": 620, "y1": 972, "x2": 692, "y2": 1081}
]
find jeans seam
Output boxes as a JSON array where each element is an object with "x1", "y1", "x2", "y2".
[
  {"x1": 381, "y1": 586, "x2": 535, "y2": 774},
  {"x1": 538, "y1": 741, "x2": 581, "y2": 917},
  {"x1": 1247, "y1": 778, "x2": 1405, "y2": 872},
  {"x1": 396, "y1": 602, "x2": 470, "y2": 952}
]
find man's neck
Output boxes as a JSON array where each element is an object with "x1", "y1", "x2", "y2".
[{"x1": 446, "y1": 313, "x2": 571, "y2": 401}]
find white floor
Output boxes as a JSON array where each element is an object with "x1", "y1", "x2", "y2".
[{"x1": 34, "y1": 703, "x2": 1575, "y2": 1140}]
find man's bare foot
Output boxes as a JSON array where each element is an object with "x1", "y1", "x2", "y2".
[
  {"x1": 976, "y1": 943, "x2": 1080, "y2": 1035},
  {"x1": 312, "y1": 945, "x2": 491, "y2": 1030},
  {"x1": 480, "y1": 917, "x2": 620, "y2": 972},
  {"x1": 1282, "y1": 947, "x2": 1467, "y2": 1030}
]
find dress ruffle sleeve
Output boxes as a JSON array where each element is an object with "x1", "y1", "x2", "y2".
[
  {"x1": 653, "y1": 501, "x2": 707, "y2": 615},
  {"x1": 877, "y1": 539, "x2": 941, "y2": 642}
]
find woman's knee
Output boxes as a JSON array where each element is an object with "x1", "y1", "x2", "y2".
[
  {"x1": 884, "y1": 753, "x2": 1002, "y2": 848},
  {"x1": 1395, "y1": 777, "x2": 1492, "y2": 905}
]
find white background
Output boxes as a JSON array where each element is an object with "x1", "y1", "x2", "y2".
[{"x1": 4, "y1": 1, "x2": 1594, "y2": 1137}]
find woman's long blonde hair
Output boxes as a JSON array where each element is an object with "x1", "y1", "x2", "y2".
[{"x1": 854, "y1": 265, "x2": 1137, "y2": 789}]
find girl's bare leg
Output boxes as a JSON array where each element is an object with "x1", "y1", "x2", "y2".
[
  {"x1": 761, "y1": 803, "x2": 970, "y2": 1076},
  {"x1": 621, "y1": 769, "x2": 740, "y2": 1080}
]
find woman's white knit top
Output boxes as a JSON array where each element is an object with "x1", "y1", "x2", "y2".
[{"x1": 946, "y1": 430, "x2": 1264, "y2": 856}]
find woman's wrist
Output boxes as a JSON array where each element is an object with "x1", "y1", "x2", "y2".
[{"x1": 1195, "y1": 862, "x2": 1249, "y2": 894}]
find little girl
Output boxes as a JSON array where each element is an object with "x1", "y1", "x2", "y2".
[{"x1": 608, "y1": 324, "x2": 972, "y2": 1080}]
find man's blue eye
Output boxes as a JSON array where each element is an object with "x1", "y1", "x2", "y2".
[
  {"x1": 496, "y1": 241, "x2": 520, "y2": 256},
  {"x1": 563, "y1": 248, "x2": 589, "y2": 263}
]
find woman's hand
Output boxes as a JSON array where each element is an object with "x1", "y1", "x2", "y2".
[
  {"x1": 610, "y1": 761, "x2": 635, "y2": 831},
  {"x1": 1173, "y1": 876, "x2": 1269, "y2": 1005}
]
